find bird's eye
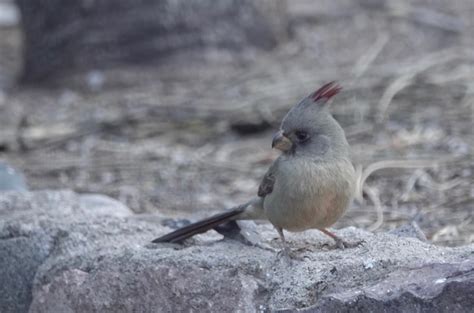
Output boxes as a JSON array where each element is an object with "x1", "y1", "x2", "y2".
[{"x1": 295, "y1": 131, "x2": 309, "y2": 142}]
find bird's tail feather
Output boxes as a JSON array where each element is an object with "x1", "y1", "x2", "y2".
[{"x1": 152, "y1": 206, "x2": 246, "y2": 243}]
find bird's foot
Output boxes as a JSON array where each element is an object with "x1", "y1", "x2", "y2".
[
  {"x1": 276, "y1": 246, "x2": 305, "y2": 261},
  {"x1": 319, "y1": 229, "x2": 365, "y2": 250},
  {"x1": 334, "y1": 238, "x2": 365, "y2": 249}
]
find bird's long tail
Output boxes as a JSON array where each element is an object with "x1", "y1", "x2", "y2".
[{"x1": 152, "y1": 206, "x2": 246, "y2": 243}]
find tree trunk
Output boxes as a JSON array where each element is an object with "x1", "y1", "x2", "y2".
[{"x1": 15, "y1": 0, "x2": 288, "y2": 84}]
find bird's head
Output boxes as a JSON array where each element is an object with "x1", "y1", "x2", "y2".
[{"x1": 272, "y1": 82, "x2": 349, "y2": 159}]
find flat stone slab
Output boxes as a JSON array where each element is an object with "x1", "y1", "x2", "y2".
[{"x1": 0, "y1": 190, "x2": 472, "y2": 312}]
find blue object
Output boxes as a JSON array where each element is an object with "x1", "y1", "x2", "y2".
[{"x1": 0, "y1": 162, "x2": 28, "y2": 191}]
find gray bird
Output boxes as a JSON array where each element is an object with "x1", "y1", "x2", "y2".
[{"x1": 152, "y1": 82, "x2": 357, "y2": 248}]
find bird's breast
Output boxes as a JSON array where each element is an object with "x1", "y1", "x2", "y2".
[{"x1": 263, "y1": 158, "x2": 355, "y2": 231}]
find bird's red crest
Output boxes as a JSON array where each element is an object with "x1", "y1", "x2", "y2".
[{"x1": 311, "y1": 81, "x2": 342, "y2": 103}]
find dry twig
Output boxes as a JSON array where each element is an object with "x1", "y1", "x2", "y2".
[{"x1": 376, "y1": 49, "x2": 468, "y2": 124}]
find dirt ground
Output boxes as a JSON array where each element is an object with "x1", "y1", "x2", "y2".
[{"x1": 0, "y1": 0, "x2": 472, "y2": 246}]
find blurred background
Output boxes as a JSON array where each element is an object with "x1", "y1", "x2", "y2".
[{"x1": 0, "y1": 0, "x2": 472, "y2": 246}]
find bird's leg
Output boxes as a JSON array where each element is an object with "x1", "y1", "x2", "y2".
[
  {"x1": 276, "y1": 227, "x2": 286, "y2": 242},
  {"x1": 320, "y1": 228, "x2": 362, "y2": 249},
  {"x1": 275, "y1": 227, "x2": 291, "y2": 257},
  {"x1": 275, "y1": 227, "x2": 307, "y2": 260}
]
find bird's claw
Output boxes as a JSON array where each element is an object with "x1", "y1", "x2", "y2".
[
  {"x1": 335, "y1": 238, "x2": 365, "y2": 249},
  {"x1": 276, "y1": 246, "x2": 305, "y2": 261}
]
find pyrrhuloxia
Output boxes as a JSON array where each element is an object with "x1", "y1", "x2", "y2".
[{"x1": 152, "y1": 82, "x2": 356, "y2": 248}]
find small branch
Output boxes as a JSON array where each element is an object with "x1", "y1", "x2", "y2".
[
  {"x1": 376, "y1": 49, "x2": 466, "y2": 124},
  {"x1": 352, "y1": 33, "x2": 389, "y2": 78}
]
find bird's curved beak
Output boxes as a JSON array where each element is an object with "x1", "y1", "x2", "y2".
[{"x1": 272, "y1": 130, "x2": 293, "y2": 152}]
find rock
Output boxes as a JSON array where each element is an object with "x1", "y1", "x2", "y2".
[
  {"x1": 0, "y1": 190, "x2": 473, "y2": 312},
  {"x1": 389, "y1": 220, "x2": 428, "y2": 242},
  {"x1": 0, "y1": 190, "x2": 133, "y2": 313},
  {"x1": 79, "y1": 193, "x2": 132, "y2": 217},
  {"x1": 0, "y1": 229, "x2": 51, "y2": 313},
  {"x1": 299, "y1": 260, "x2": 474, "y2": 313},
  {"x1": 0, "y1": 190, "x2": 132, "y2": 220},
  {"x1": 160, "y1": 217, "x2": 191, "y2": 229},
  {"x1": 0, "y1": 162, "x2": 27, "y2": 191}
]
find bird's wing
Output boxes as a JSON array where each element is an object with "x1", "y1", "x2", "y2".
[{"x1": 258, "y1": 164, "x2": 276, "y2": 197}]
